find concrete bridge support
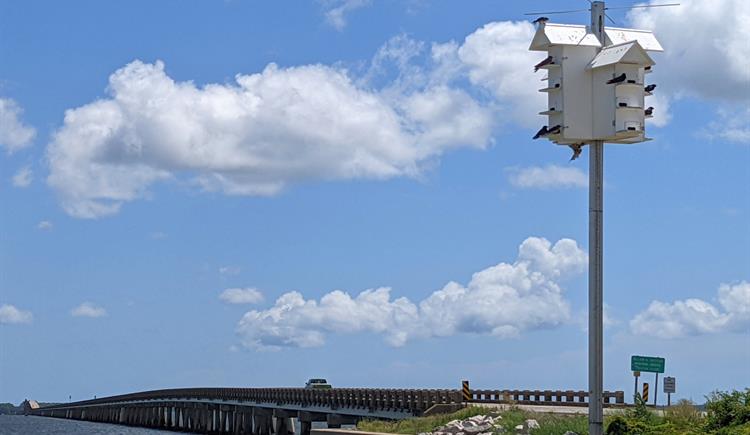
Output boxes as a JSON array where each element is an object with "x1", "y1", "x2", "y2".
[
  {"x1": 274, "y1": 409, "x2": 296, "y2": 435},
  {"x1": 327, "y1": 413, "x2": 359, "y2": 429},
  {"x1": 298, "y1": 411, "x2": 327, "y2": 435}
]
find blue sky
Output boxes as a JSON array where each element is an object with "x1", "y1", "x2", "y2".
[{"x1": 0, "y1": 0, "x2": 748, "y2": 406}]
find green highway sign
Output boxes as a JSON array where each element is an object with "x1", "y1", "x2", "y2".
[{"x1": 631, "y1": 355, "x2": 665, "y2": 373}]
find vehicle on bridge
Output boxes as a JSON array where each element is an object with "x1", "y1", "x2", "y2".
[{"x1": 304, "y1": 378, "x2": 332, "y2": 389}]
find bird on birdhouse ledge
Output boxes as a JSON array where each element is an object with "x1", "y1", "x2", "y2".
[
  {"x1": 532, "y1": 17, "x2": 549, "y2": 25},
  {"x1": 606, "y1": 73, "x2": 626, "y2": 84},
  {"x1": 534, "y1": 56, "x2": 553, "y2": 72},
  {"x1": 568, "y1": 143, "x2": 585, "y2": 161},
  {"x1": 645, "y1": 106, "x2": 654, "y2": 116},
  {"x1": 533, "y1": 126, "x2": 548, "y2": 139},
  {"x1": 645, "y1": 84, "x2": 656, "y2": 93}
]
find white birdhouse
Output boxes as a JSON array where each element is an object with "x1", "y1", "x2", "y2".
[{"x1": 529, "y1": 22, "x2": 662, "y2": 144}]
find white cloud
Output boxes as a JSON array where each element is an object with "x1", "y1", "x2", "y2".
[
  {"x1": 12, "y1": 166, "x2": 33, "y2": 188},
  {"x1": 630, "y1": 281, "x2": 750, "y2": 338},
  {"x1": 71, "y1": 302, "x2": 107, "y2": 318},
  {"x1": 47, "y1": 59, "x2": 493, "y2": 218},
  {"x1": 644, "y1": 93, "x2": 672, "y2": 128},
  {"x1": 322, "y1": 0, "x2": 371, "y2": 31},
  {"x1": 0, "y1": 304, "x2": 33, "y2": 324},
  {"x1": 457, "y1": 21, "x2": 544, "y2": 127},
  {"x1": 0, "y1": 97, "x2": 36, "y2": 153},
  {"x1": 220, "y1": 288, "x2": 264, "y2": 305},
  {"x1": 704, "y1": 106, "x2": 750, "y2": 144},
  {"x1": 628, "y1": 0, "x2": 749, "y2": 129},
  {"x1": 507, "y1": 165, "x2": 588, "y2": 190},
  {"x1": 149, "y1": 231, "x2": 167, "y2": 240},
  {"x1": 628, "y1": 0, "x2": 749, "y2": 102},
  {"x1": 37, "y1": 220, "x2": 53, "y2": 231},
  {"x1": 219, "y1": 266, "x2": 241, "y2": 276},
  {"x1": 237, "y1": 237, "x2": 587, "y2": 350}
]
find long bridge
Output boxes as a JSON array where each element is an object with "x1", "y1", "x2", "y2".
[{"x1": 28, "y1": 386, "x2": 625, "y2": 434}]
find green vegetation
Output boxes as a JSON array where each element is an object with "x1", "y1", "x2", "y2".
[
  {"x1": 358, "y1": 406, "x2": 490, "y2": 434},
  {"x1": 357, "y1": 389, "x2": 750, "y2": 435},
  {"x1": 0, "y1": 403, "x2": 21, "y2": 415}
]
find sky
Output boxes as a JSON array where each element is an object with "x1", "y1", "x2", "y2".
[{"x1": 0, "y1": 0, "x2": 748, "y2": 406}]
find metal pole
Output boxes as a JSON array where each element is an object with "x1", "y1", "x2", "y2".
[
  {"x1": 589, "y1": 140, "x2": 604, "y2": 435},
  {"x1": 589, "y1": 4, "x2": 606, "y2": 434},
  {"x1": 634, "y1": 373, "x2": 639, "y2": 402},
  {"x1": 654, "y1": 373, "x2": 659, "y2": 407}
]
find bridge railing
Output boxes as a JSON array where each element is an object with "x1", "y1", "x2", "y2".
[{"x1": 33, "y1": 387, "x2": 624, "y2": 415}]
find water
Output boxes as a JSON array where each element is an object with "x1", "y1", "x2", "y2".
[
  {"x1": 0, "y1": 415, "x2": 340, "y2": 434},
  {"x1": 0, "y1": 415, "x2": 193, "y2": 434}
]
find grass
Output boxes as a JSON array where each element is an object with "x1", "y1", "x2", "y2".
[
  {"x1": 357, "y1": 405, "x2": 589, "y2": 434},
  {"x1": 357, "y1": 406, "x2": 491, "y2": 434},
  {"x1": 356, "y1": 392, "x2": 750, "y2": 435}
]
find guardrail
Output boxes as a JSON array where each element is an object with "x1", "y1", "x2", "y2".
[{"x1": 34, "y1": 387, "x2": 624, "y2": 414}]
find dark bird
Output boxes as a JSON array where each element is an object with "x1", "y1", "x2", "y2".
[
  {"x1": 645, "y1": 106, "x2": 654, "y2": 116},
  {"x1": 533, "y1": 125, "x2": 548, "y2": 139},
  {"x1": 606, "y1": 73, "x2": 626, "y2": 84},
  {"x1": 532, "y1": 17, "x2": 549, "y2": 25},
  {"x1": 644, "y1": 84, "x2": 657, "y2": 93},
  {"x1": 547, "y1": 125, "x2": 562, "y2": 135},
  {"x1": 534, "y1": 56, "x2": 554, "y2": 72},
  {"x1": 569, "y1": 143, "x2": 584, "y2": 161}
]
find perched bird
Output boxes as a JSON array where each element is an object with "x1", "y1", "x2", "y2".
[
  {"x1": 644, "y1": 84, "x2": 656, "y2": 93},
  {"x1": 645, "y1": 106, "x2": 654, "y2": 116},
  {"x1": 533, "y1": 125, "x2": 549, "y2": 139},
  {"x1": 534, "y1": 56, "x2": 554, "y2": 72},
  {"x1": 532, "y1": 17, "x2": 549, "y2": 25},
  {"x1": 569, "y1": 143, "x2": 584, "y2": 161},
  {"x1": 606, "y1": 73, "x2": 626, "y2": 84},
  {"x1": 547, "y1": 125, "x2": 562, "y2": 135}
]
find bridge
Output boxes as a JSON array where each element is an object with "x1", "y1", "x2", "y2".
[{"x1": 29, "y1": 387, "x2": 625, "y2": 434}]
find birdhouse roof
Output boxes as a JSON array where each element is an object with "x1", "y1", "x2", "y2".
[
  {"x1": 587, "y1": 40, "x2": 655, "y2": 69},
  {"x1": 529, "y1": 23, "x2": 663, "y2": 52},
  {"x1": 529, "y1": 23, "x2": 602, "y2": 51},
  {"x1": 605, "y1": 27, "x2": 663, "y2": 52}
]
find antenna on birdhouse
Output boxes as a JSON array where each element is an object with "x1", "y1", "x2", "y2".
[{"x1": 524, "y1": 2, "x2": 680, "y2": 19}]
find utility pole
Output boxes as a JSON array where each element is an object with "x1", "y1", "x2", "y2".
[{"x1": 589, "y1": 3, "x2": 606, "y2": 435}]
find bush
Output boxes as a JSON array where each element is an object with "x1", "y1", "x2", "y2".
[
  {"x1": 605, "y1": 416, "x2": 629, "y2": 435},
  {"x1": 627, "y1": 392, "x2": 656, "y2": 424},
  {"x1": 705, "y1": 389, "x2": 750, "y2": 431},
  {"x1": 665, "y1": 399, "x2": 703, "y2": 429}
]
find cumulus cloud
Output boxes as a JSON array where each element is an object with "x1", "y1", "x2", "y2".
[
  {"x1": 630, "y1": 281, "x2": 750, "y2": 338},
  {"x1": 12, "y1": 166, "x2": 33, "y2": 188},
  {"x1": 644, "y1": 93, "x2": 672, "y2": 128},
  {"x1": 628, "y1": 0, "x2": 749, "y2": 129},
  {"x1": 629, "y1": 0, "x2": 749, "y2": 102},
  {"x1": 322, "y1": 0, "x2": 371, "y2": 30},
  {"x1": 0, "y1": 304, "x2": 33, "y2": 324},
  {"x1": 457, "y1": 21, "x2": 543, "y2": 127},
  {"x1": 71, "y1": 302, "x2": 107, "y2": 318},
  {"x1": 0, "y1": 97, "x2": 36, "y2": 153},
  {"x1": 507, "y1": 165, "x2": 588, "y2": 190},
  {"x1": 237, "y1": 237, "x2": 587, "y2": 350},
  {"x1": 220, "y1": 288, "x2": 264, "y2": 305},
  {"x1": 47, "y1": 59, "x2": 493, "y2": 218}
]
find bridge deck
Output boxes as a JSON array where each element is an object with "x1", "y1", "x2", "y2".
[{"x1": 30, "y1": 387, "x2": 625, "y2": 434}]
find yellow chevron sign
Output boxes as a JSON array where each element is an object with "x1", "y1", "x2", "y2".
[
  {"x1": 643, "y1": 382, "x2": 650, "y2": 402},
  {"x1": 462, "y1": 380, "x2": 471, "y2": 402}
]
